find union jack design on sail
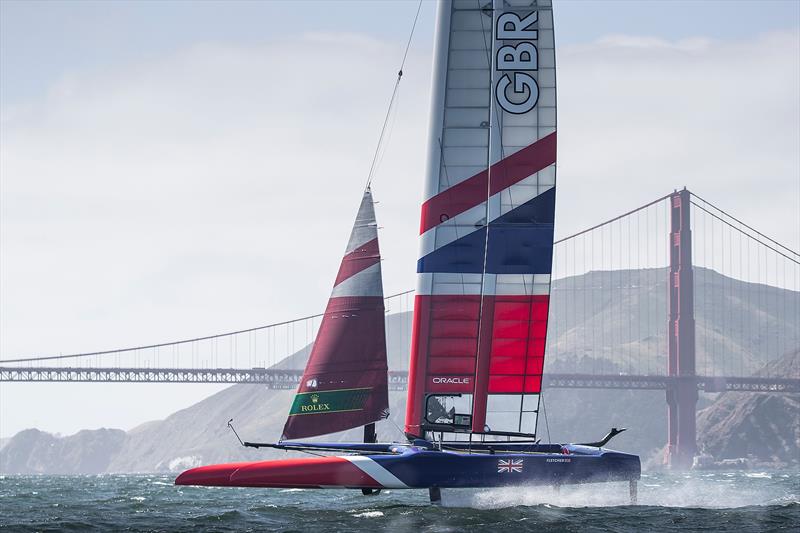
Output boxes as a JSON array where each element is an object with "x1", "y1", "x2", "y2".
[
  {"x1": 405, "y1": 0, "x2": 557, "y2": 439},
  {"x1": 497, "y1": 459, "x2": 524, "y2": 473}
]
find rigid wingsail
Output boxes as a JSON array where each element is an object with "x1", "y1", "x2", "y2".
[{"x1": 176, "y1": 0, "x2": 641, "y2": 503}]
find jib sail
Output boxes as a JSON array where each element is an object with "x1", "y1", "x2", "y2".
[
  {"x1": 405, "y1": 0, "x2": 556, "y2": 439},
  {"x1": 282, "y1": 188, "x2": 389, "y2": 440}
]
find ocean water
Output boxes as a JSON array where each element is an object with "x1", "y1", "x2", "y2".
[{"x1": 0, "y1": 471, "x2": 797, "y2": 532}]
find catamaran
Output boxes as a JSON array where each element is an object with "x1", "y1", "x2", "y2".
[{"x1": 175, "y1": 0, "x2": 641, "y2": 503}]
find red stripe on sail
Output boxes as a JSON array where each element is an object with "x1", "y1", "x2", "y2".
[
  {"x1": 419, "y1": 132, "x2": 556, "y2": 234},
  {"x1": 472, "y1": 295, "x2": 549, "y2": 431},
  {"x1": 405, "y1": 295, "x2": 432, "y2": 438},
  {"x1": 333, "y1": 237, "x2": 380, "y2": 286},
  {"x1": 405, "y1": 293, "x2": 549, "y2": 436},
  {"x1": 470, "y1": 297, "x2": 495, "y2": 432},
  {"x1": 405, "y1": 294, "x2": 482, "y2": 437}
]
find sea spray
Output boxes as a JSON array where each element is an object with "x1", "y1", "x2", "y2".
[{"x1": 444, "y1": 471, "x2": 798, "y2": 510}]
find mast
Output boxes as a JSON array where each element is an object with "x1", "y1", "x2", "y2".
[{"x1": 405, "y1": 0, "x2": 557, "y2": 440}]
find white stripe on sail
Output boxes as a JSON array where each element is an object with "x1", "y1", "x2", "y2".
[
  {"x1": 418, "y1": 181, "x2": 555, "y2": 257},
  {"x1": 419, "y1": 200, "x2": 488, "y2": 257},
  {"x1": 344, "y1": 189, "x2": 379, "y2": 254},
  {"x1": 331, "y1": 262, "x2": 383, "y2": 298},
  {"x1": 416, "y1": 273, "x2": 551, "y2": 296},
  {"x1": 416, "y1": 272, "x2": 484, "y2": 296}
]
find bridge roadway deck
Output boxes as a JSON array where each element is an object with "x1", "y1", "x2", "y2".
[{"x1": 1, "y1": 367, "x2": 797, "y2": 393}]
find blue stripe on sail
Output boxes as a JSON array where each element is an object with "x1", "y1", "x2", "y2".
[
  {"x1": 417, "y1": 188, "x2": 555, "y2": 275},
  {"x1": 497, "y1": 187, "x2": 555, "y2": 226},
  {"x1": 418, "y1": 226, "x2": 487, "y2": 273},
  {"x1": 487, "y1": 224, "x2": 554, "y2": 274}
]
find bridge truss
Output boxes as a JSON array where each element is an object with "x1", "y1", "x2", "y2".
[{"x1": 2, "y1": 367, "x2": 796, "y2": 394}]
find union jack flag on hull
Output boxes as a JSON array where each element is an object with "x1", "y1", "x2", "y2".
[{"x1": 497, "y1": 459, "x2": 524, "y2": 473}]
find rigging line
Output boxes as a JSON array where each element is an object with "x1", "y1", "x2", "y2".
[
  {"x1": 471, "y1": 0, "x2": 497, "y2": 418},
  {"x1": 690, "y1": 201, "x2": 800, "y2": 265},
  {"x1": 385, "y1": 415, "x2": 407, "y2": 441},
  {"x1": 540, "y1": 393, "x2": 552, "y2": 444},
  {"x1": 372, "y1": 84, "x2": 402, "y2": 180},
  {"x1": 691, "y1": 191, "x2": 799, "y2": 258},
  {"x1": 364, "y1": 0, "x2": 423, "y2": 190},
  {"x1": 435, "y1": 137, "x2": 472, "y2": 294},
  {"x1": 2, "y1": 289, "x2": 416, "y2": 363}
]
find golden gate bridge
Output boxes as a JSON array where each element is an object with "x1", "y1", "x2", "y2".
[{"x1": 2, "y1": 188, "x2": 798, "y2": 468}]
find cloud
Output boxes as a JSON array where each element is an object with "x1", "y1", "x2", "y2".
[
  {"x1": 1, "y1": 34, "x2": 432, "y2": 353},
  {"x1": 556, "y1": 30, "x2": 799, "y2": 245},
  {"x1": 1, "y1": 29, "x2": 798, "y2": 436}
]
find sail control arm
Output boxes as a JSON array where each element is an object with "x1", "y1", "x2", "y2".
[
  {"x1": 243, "y1": 442, "x2": 399, "y2": 455},
  {"x1": 227, "y1": 420, "x2": 399, "y2": 455},
  {"x1": 578, "y1": 427, "x2": 627, "y2": 448}
]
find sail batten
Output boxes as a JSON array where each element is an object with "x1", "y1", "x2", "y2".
[
  {"x1": 282, "y1": 188, "x2": 389, "y2": 441},
  {"x1": 405, "y1": 0, "x2": 556, "y2": 439}
]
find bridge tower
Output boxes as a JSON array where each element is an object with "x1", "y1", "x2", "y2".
[{"x1": 666, "y1": 188, "x2": 698, "y2": 469}]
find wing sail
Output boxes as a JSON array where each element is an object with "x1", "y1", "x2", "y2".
[{"x1": 405, "y1": 0, "x2": 556, "y2": 439}]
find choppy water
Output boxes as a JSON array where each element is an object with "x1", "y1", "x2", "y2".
[{"x1": 0, "y1": 471, "x2": 797, "y2": 532}]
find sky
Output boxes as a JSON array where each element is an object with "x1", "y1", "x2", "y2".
[{"x1": 1, "y1": 0, "x2": 799, "y2": 438}]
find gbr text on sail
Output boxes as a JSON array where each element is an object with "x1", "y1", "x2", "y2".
[{"x1": 495, "y1": 11, "x2": 539, "y2": 114}]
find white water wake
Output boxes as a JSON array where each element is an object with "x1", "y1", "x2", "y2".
[{"x1": 441, "y1": 472, "x2": 799, "y2": 509}]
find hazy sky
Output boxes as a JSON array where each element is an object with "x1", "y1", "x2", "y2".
[{"x1": 1, "y1": 0, "x2": 798, "y2": 438}]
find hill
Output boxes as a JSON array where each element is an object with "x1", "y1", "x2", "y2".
[
  {"x1": 695, "y1": 349, "x2": 799, "y2": 466},
  {"x1": 0, "y1": 428, "x2": 126, "y2": 474}
]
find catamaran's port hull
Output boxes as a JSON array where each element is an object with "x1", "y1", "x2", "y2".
[{"x1": 175, "y1": 447, "x2": 640, "y2": 489}]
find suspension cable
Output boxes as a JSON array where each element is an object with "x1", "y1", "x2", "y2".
[
  {"x1": 554, "y1": 193, "x2": 672, "y2": 245},
  {"x1": 690, "y1": 201, "x2": 799, "y2": 265},
  {"x1": 0, "y1": 289, "x2": 414, "y2": 363},
  {"x1": 691, "y1": 191, "x2": 799, "y2": 258}
]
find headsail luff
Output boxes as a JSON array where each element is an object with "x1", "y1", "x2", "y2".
[
  {"x1": 282, "y1": 188, "x2": 389, "y2": 440},
  {"x1": 405, "y1": 0, "x2": 556, "y2": 438}
]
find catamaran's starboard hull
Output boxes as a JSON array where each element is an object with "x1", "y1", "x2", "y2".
[{"x1": 175, "y1": 447, "x2": 640, "y2": 489}]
